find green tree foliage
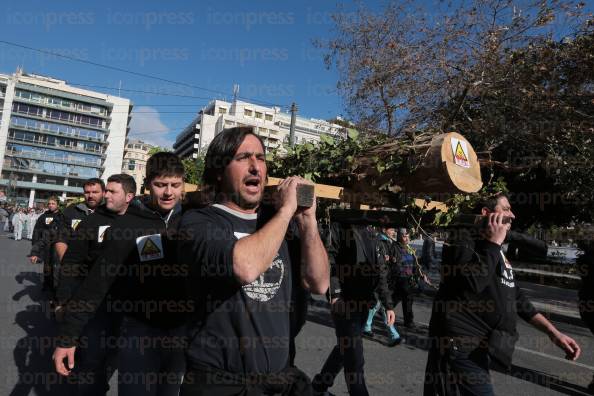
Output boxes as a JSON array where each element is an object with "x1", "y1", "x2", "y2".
[
  {"x1": 317, "y1": 0, "x2": 592, "y2": 226},
  {"x1": 182, "y1": 155, "x2": 205, "y2": 185},
  {"x1": 147, "y1": 146, "x2": 171, "y2": 156}
]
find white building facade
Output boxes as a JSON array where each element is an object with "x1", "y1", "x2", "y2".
[
  {"x1": 173, "y1": 99, "x2": 345, "y2": 159},
  {"x1": 121, "y1": 139, "x2": 153, "y2": 194},
  {"x1": 0, "y1": 69, "x2": 132, "y2": 207}
]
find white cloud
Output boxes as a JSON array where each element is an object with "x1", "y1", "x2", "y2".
[{"x1": 128, "y1": 106, "x2": 174, "y2": 148}]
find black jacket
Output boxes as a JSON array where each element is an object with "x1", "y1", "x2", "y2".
[
  {"x1": 30, "y1": 210, "x2": 66, "y2": 263},
  {"x1": 429, "y1": 226, "x2": 538, "y2": 339},
  {"x1": 327, "y1": 223, "x2": 393, "y2": 310},
  {"x1": 59, "y1": 203, "x2": 94, "y2": 244},
  {"x1": 58, "y1": 200, "x2": 189, "y2": 347},
  {"x1": 56, "y1": 205, "x2": 120, "y2": 305}
]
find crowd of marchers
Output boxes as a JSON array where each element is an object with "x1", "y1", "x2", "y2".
[{"x1": 10, "y1": 126, "x2": 590, "y2": 396}]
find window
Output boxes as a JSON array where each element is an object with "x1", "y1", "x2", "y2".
[
  {"x1": 219, "y1": 107, "x2": 227, "y2": 115},
  {"x1": 265, "y1": 113, "x2": 273, "y2": 121},
  {"x1": 255, "y1": 111, "x2": 263, "y2": 119},
  {"x1": 244, "y1": 109, "x2": 253, "y2": 117}
]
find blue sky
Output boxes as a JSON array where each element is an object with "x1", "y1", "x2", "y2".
[
  {"x1": 0, "y1": 0, "x2": 364, "y2": 147},
  {"x1": 1, "y1": 1, "x2": 589, "y2": 147}
]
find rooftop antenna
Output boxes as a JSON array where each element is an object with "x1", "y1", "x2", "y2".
[
  {"x1": 233, "y1": 84, "x2": 239, "y2": 102},
  {"x1": 118, "y1": 80, "x2": 122, "y2": 97}
]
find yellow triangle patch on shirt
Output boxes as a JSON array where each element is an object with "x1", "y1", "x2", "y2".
[
  {"x1": 136, "y1": 234, "x2": 164, "y2": 262},
  {"x1": 142, "y1": 238, "x2": 161, "y2": 256}
]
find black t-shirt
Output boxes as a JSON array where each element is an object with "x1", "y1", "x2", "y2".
[
  {"x1": 429, "y1": 228, "x2": 538, "y2": 339},
  {"x1": 180, "y1": 204, "x2": 293, "y2": 375}
]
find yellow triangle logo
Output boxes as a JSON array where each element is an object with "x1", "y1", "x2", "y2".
[
  {"x1": 141, "y1": 238, "x2": 161, "y2": 256},
  {"x1": 454, "y1": 141, "x2": 468, "y2": 162}
]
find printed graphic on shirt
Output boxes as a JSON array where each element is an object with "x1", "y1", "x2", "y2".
[
  {"x1": 136, "y1": 234, "x2": 164, "y2": 262},
  {"x1": 71, "y1": 219, "x2": 82, "y2": 230},
  {"x1": 97, "y1": 225, "x2": 110, "y2": 243},
  {"x1": 499, "y1": 251, "x2": 515, "y2": 288},
  {"x1": 243, "y1": 253, "x2": 285, "y2": 302},
  {"x1": 45, "y1": 217, "x2": 54, "y2": 225}
]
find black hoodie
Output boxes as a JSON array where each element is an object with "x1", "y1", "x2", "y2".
[
  {"x1": 58, "y1": 199, "x2": 190, "y2": 347},
  {"x1": 59, "y1": 202, "x2": 95, "y2": 244}
]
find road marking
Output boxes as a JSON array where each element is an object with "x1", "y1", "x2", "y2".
[
  {"x1": 413, "y1": 320, "x2": 594, "y2": 371},
  {"x1": 515, "y1": 346, "x2": 594, "y2": 370}
]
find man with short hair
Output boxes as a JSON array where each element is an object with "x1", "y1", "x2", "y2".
[
  {"x1": 54, "y1": 153, "x2": 189, "y2": 396},
  {"x1": 178, "y1": 127, "x2": 329, "y2": 395},
  {"x1": 30, "y1": 196, "x2": 66, "y2": 300},
  {"x1": 424, "y1": 193, "x2": 581, "y2": 395},
  {"x1": 312, "y1": 222, "x2": 394, "y2": 396},
  {"x1": 55, "y1": 173, "x2": 136, "y2": 396},
  {"x1": 55, "y1": 178, "x2": 106, "y2": 261}
]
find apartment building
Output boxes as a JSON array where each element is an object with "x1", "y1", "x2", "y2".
[
  {"x1": 0, "y1": 69, "x2": 132, "y2": 207},
  {"x1": 173, "y1": 98, "x2": 345, "y2": 159}
]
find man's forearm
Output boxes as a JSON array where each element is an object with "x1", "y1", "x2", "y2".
[
  {"x1": 233, "y1": 208, "x2": 293, "y2": 285},
  {"x1": 55, "y1": 242, "x2": 68, "y2": 262},
  {"x1": 299, "y1": 218, "x2": 329, "y2": 294},
  {"x1": 530, "y1": 313, "x2": 559, "y2": 337}
]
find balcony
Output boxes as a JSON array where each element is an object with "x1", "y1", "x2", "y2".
[
  {"x1": 13, "y1": 93, "x2": 111, "y2": 120},
  {"x1": 9, "y1": 120, "x2": 106, "y2": 144},
  {"x1": 7, "y1": 136, "x2": 105, "y2": 157},
  {"x1": 0, "y1": 178, "x2": 85, "y2": 194},
  {"x1": 4, "y1": 149, "x2": 103, "y2": 169},
  {"x1": 11, "y1": 109, "x2": 108, "y2": 132},
  {"x1": 2, "y1": 165, "x2": 98, "y2": 181}
]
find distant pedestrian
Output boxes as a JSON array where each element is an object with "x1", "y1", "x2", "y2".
[
  {"x1": 363, "y1": 226, "x2": 402, "y2": 346},
  {"x1": 27, "y1": 208, "x2": 39, "y2": 240},
  {"x1": 12, "y1": 208, "x2": 26, "y2": 240},
  {"x1": 421, "y1": 232, "x2": 437, "y2": 270},
  {"x1": 392, "y1": 228, "x2": 428, "y2": 329}
]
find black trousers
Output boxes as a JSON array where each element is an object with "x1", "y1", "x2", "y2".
[
  {"x1": 312, "y1": 307, "x2": 370, "y2": 396},
  {"x1": 118, "y1": 316, "x2": 186, "y2": 396},
  {"x1": 71, "y1": 309, "x2": 121, "y2": 396},
  {"x1": 392, "y1": 291, "x2": 415, "y2": 326}
]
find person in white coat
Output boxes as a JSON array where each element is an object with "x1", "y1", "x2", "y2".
[
  {"x1": 26, "y1": 208, "x2": 38, "y2": 240},
  {"x1": 12, "y1": 208, "x2": 25, "y2": 240}
]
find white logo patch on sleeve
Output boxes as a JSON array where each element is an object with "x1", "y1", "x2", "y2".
[
  {"x1": 71, "y1": 219, "x2": 82, "y2": 230},
  {"x1": 136, "y1": 234, "x2": 164, "y2": 262},
  {"x1": 97, "y1": 225, "x2": 110, "y2": 243}
]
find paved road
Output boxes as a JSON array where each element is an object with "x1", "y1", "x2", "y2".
[{"x1": 1, "y1": 233, "x2": 593, "y2": 395}]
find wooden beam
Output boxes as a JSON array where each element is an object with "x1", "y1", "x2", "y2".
[{"x1": 183, "y1": 179, "x2": 448, "y2": 212}]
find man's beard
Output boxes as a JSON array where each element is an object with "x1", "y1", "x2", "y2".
[{"x1": 231, "y1": 190, "x2": 260, "y2": 210}]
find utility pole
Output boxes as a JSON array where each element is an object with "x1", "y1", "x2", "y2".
[{"x1": 289, "y1": 102, "x2": 297, "y2": 148}]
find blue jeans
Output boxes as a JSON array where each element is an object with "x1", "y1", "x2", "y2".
[
  {"x1": 424, "y1": 338, "x2": 494, "y2": 396},
  {"x1": 118, "y1": 316, "x2": 187, "y2": 396},
  {"x1": 363, "y1": 300, "x2": 400, "y2": 340}
]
